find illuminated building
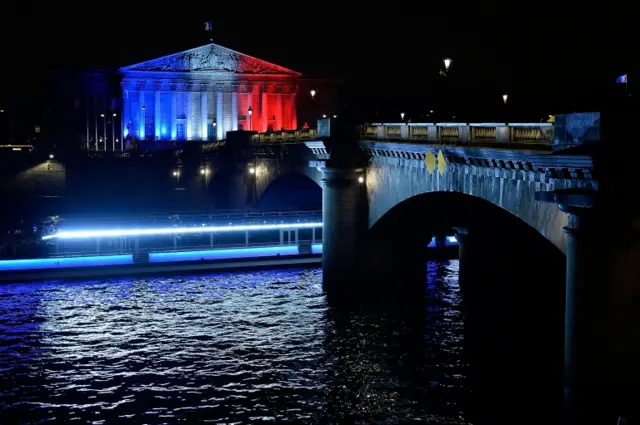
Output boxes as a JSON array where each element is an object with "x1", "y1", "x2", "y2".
[{"x1": 119, "y1": 43, "x2": 302, "y2": 142}]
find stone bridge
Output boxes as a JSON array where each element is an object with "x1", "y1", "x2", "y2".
[{"x1": 246, "y1": 116, "x2": 640, "y2": 416}]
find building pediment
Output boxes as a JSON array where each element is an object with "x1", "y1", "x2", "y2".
[{"x1": 120, "y1": 43, "x2": 301, "y2": 76}]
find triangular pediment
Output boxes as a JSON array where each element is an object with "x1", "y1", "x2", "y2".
[{"x1": 120, "y1": 43, "x2": 301, "y2": 76}]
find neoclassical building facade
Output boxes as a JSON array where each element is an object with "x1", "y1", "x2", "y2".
[{"x1": 119, "y1": 43, "x2": 301, "y2": 142}]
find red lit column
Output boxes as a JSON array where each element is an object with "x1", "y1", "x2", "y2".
[
  {"x1": 291, "y1": 92, "x2": 297, "y2": 130},
  {"x1": 260, "y1": 88, "x2": 268, "y2": 133},
  {"x1": 276, "y1": 90, "x2": 282, "y2": 131}
]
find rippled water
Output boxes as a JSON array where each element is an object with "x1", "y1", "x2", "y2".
[{"x1": 1, "y1": 261, "x2": 468, "y2": 424}]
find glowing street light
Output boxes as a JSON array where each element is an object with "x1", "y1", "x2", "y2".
[
  {"x1": 310, "y1": 89, "x2": 316, "y2": 99},
  {"x1": 248, "y1": 106, "x2": 253, "y2": 131},
  {"x1": 502, "y1": 94, "x2": 509, "y2": 104},
  {"x1": 400, "y1": 112, "x2": 405, "y2": 121},
  {"x1": 249, "y1": 167, "x2": 256, "y2": 174},
  {"x1": 443, "y1": 58, "x2": 452, "y2": 71},
  {"x1": 112, "y1": 113, "x2": 117, "y2": 151},
  {"x1": 358, "y1": 176, "x2": 364, "y2": 184},
  {"x1": 49, "y1": 154, "x2": 54, "y2": 160}
]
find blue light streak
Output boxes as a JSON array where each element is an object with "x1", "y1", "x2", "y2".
[
  {"x1": 0, "y1": 255, "x2": 133, "y2": 272},
  {"x1": 149, "y1": 246, "x2": 301, "y2": 263},
  {"x1": 42, "y1": 222, "x2": 324, "y2": 241}
]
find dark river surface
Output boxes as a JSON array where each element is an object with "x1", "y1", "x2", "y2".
[{"x1": 0, "y1": 260, "x2": 562, "y2": 424}]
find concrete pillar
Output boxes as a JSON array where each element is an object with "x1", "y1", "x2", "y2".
[{"x1": 321, "y1": 167, "x2": 367, "y2": 290}]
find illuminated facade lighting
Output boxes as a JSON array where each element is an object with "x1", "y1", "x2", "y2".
[{"x1": 42, "y1": 222, "x2": 324, "y2": 241}]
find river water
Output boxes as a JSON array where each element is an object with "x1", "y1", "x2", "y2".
[{"x1": 0, "y1": 260, "x2": 562, "y2": 424}]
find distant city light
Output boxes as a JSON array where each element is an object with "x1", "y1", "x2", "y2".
[
  {"x1": 249, "y1": 167, "x2": 256, "y2": 174},
  {"x1": 49, "y1": 154, "x2": 54, "y2": 159},
  {"x1": 358, "y1": 176, "x2": 364, "y2": 184},
  {"x1": 322, "y1": 114, "x2": 327, "y2": 118},
  {"x1": 503, "y1": 94, "x2": 509, "y2": 104},
  {"x1": 443, "y1": 58, "x2": 452, "y2": 70},
  {"x1": 42, "y1": 222, "x2": 324, "y2": 241},
  {"x1": 310, "y1": 89, "x2": 316, "y2": 99},
  {"x1": 172, "y1": 170, "x2": 179, "y2": 177}
]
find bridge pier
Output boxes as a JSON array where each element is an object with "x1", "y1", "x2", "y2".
[
  {"x1": 537, "y1": 189, "x2": 640, "y2": 422},
  {"x1": 321, "y1": 167, "x2": 367, "y2": 292}
]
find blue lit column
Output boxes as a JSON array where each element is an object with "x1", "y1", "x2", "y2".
[
  {"x1": 122, "y1": 84, "x2": 130, "y2": 139},
  {"x1": 201, "y1": 91, "x2": 208, "y2": 140},
  {"x1": 216, "y1": 90, "x2": 223, "y2": 140},
  {"x1": 154, "y1": 90, "x2": 161, "y2": 141},
  {"x1": 170, "y1": 91, "x2": 177, "y2": 140},
  {"x1": 138, "y1": 91, "x2": 145, "y2": 140},
  {"x1": 231, "y1": 90, "x2": 238, "y2": 131}
]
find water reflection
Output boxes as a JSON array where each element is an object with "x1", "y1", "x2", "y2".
[{"x1": 1, "y1": 262, "x2": 468, "y2": 423}]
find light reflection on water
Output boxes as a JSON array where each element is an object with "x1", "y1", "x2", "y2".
[{"x1": 0, "y1": 261, "x2": 467, "y2": 424}]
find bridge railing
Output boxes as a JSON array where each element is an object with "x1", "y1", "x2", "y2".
[
  {"x1": 360, "y1": 122, "x2": 554, "y2": 149},
  {"x1": 250, "y1": 129, "x2": 318, "y2": 145}
]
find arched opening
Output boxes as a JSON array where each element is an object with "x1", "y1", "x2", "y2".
[
  {"x1": 365, "y1": 191, "x2": 566, "y2": 422},
  {"x1": 256, "y1": 173, "x2": 322, "y2": 211}
]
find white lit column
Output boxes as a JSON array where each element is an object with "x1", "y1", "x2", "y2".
[
  {"x1": 231, "y1": 91, "x2": 238, "y2": 131},
  {"x1": 154, "y1": 90, "x2": 161, "y2": 140},
  {"x1": 201, "y1": 91, "x2": 208, "y2": 140},
  {"x1": 216, "y1": 90, "x2": 223, "y2": 140}
]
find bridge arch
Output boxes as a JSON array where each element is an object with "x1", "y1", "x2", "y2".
[
  {"x1": 253, "y1": 159, "x2": 323, "y2": 210},
  {"x1": 256, "y1": 172, "x2": 322, "y2": 211},
  {"x1": 366, "y1": 156, "x2": 568, "y2": 254}
]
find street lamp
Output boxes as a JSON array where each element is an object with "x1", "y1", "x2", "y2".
[
  {"x1": 502, "y1": 94, "x2": 509, "y2": 104},
  {"x1": 213, "y1": 119, "x2": 217, "y2": 140},
  {"x1": 358, "y1": 176, "x2": 364, "y2": 184},
  {"x1": 100, "y1": 113, "x2": 106, "y2": 151},
  {"x1": 310, "y1": 89, "x2": 316, "y2": 99},
  {"x1": 400, "y1": 112, "x2": 405, "y2": 122},
  {"x1": 443, "y1": 58, "x2": 452, "y2": 71},
  {"x1": 248, "y1": 106, "x2": 253, "y2": 131},
  {"x1": 249, "y1": 167, "x2": 255, "y2": 174}
]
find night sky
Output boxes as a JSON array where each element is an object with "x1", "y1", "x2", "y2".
[{"x1": 0, "y1": 6, "x2": 634, "y2": 121}]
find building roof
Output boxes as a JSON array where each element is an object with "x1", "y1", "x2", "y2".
[{"x1": 119, "y1": 43, "x2": 301, "y2": 76}]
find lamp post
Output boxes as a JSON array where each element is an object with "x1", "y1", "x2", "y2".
[
  {"x1": 100, "y1": 113, "x2": 106, "y2": 151},
  {"x1": 112, "y1": 113, "x2": 116, "y2": 151},
  {"x1": 400, "y1": 112, "x2": 405, "y2": 122},
  {"x1": 248, "y1": 106, "x2": 253, "y2": 131},
  {"x1": 310, "y1": 89, "x2": 317, "y2": 127},
  {"x1": 213, "y1": 119, "x2": 217, "y2": 140},
  {"x1": 443, "y1": 58, "x2": 452, "y2": 72},
  {"x1": 502, "y1": 94, "x2": 509, "y2": 104}
]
